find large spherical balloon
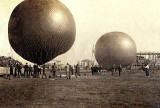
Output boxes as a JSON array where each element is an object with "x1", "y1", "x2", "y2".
[
  {"x1": 8, "y1": 0, "x2": 76, "y2": 65},
  {"x1": 95, "y1": 32, "x2": 137, "y2": 69}
]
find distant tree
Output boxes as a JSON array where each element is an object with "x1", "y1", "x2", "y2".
[{"x1": 0, "y1": 56, "x2": 22, "y2": 67}]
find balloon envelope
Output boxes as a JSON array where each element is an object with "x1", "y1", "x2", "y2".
[
  {"x1": 8, "y1": 0, "x2": 76, "y2": 65},
  {"x1": 95, "y1": 32, "x2": 137, "y2": 69}
]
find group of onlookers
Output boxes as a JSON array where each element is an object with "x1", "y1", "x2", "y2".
[
  {"x1": 9, "y1": 62, "x2": 150, "y2": 80},
  {"x1": 111, "y1": 64, "x2": 122, "y2": 76},
  {"x1": 91, "y1": 65, "x2": 103, "y2": 75},
  {"x1": 91, "y1": 64, "x2": 123, "y2": 76},
  {"x1": 9, "y1": 62, "x2": 81, "y2": 80},
  {"x1": 9, "y1": 63, "x2": 47, "y2": 79},
  {"x1": 65, "y1": 63, "x2": 81, "y2": 79},
  {"x1": 111, "y1": 64, "x2": 150, "y2": 77},
  {"x1": 9, "y1": 63, "x2": 58, "y2": 79},
  {"x1": 91, "y1": 63, "x2": 150, "y2": 77}
]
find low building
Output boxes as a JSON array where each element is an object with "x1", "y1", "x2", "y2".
[{"x1": 80, "y1": 59, "x2": 94, "y2": 70}]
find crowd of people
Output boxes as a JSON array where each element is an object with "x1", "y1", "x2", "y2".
[
  {"x1": 90, "y1": 64, "x2": 123, "y2": 76},
  {"x1": 110, "y1": 64, "x2": 150, "y2": 77},
  {"x1": 90, "y1": 63, "x2": 150, "y2": 77},
  {"x1": 111, "y1": 64, "x2": 122, "y2": 76},
  {"x1": 8, "y1": 62, "x2": 150, "y2": 80},
  {"x1": 65, "y1": 63, "x2": 81, "y2": 79},
  {"x1": 8, "y1": 62, "x2": 81, "y2": 80},
  {"x1": 111, "y1": 64, "x2": 150, "y2": 77},
  {"x1": 91, "y1": 65, "x2": 103, "y2": 75},
  {"x1": 9, "y1": 63, "x2": 47, "y2": 79}
]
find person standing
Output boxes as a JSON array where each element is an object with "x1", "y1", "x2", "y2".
[
  {"x1": 70, "y1": 65, "x2": 74, "y2": 75},
  {"x1": 91, "y1": 65, "x2": 94, "y2": 75},
  {"x1": 24, "y1": 63, "x2": 29, "y2": 78},
  {"x1": 112, "y1": 64, "x2": 116, "y2": 76},
  {"x1": 118, "y1": 64, "x2": 122, "y2": 76},
  {"x1": 37, "y1": 65, "x2": 39, "y2": 77},
  {"x1": 39, "y1": 65, "x2": 42, "y2": 75},
  {"x1": 74, "y1": 65, "x2": 77, "y2": 78},
  {"x1": 42, "y1": 64, "x2": 47, "y2": 79},
  {"x1": 9, "y1": 64, "x2": 13, "y2": 80},
  {"x1": 145, "y1": 64, "x2": 150, "y2": 77},
  {"x1": 99, "y1": 65, "x2": 103, "y2": 74},
  {"x1": 17, "y1": 63, "x2": 22, "y2": 78},
  {"x1": 37, "y1": 65, "x2": 41, "y2": 78},
  {"x1": 14, "y1": 63, "x2": 18, "y2": 77},
  {"x1": 69, "y1": 65, "x2": 73, "y2": 79},
  {"x1": 75, "y1": 64, "x2": 80, "y2": 76},
  {"x1": 51, "y1": 63, "x2": 57, "y2": 78},
  {"x1": 28, "y1": 65, "x2": 32, "y2": 78},
  {"x1": 33, "y1": 64, "x2": 38, "y2": 78},
  {"x1": 65, "y1": 63, "x2": 70, "y2": 79}
]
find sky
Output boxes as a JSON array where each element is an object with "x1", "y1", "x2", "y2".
[{"x1": 1, "y1": 0, "x2": 160, "y2": 65}]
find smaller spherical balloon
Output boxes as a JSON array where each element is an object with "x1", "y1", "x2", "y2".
[{"x1": 95, "y1": 32, "x2": 137, "y2": 69}]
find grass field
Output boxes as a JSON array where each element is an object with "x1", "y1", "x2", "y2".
[{"x1": 0, "y1": 70, "x2": 160, "y2": 108}]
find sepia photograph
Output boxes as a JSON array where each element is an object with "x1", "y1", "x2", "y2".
[{"x1": 0, "y1": 0, "x2": 160, "y2": 108}]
